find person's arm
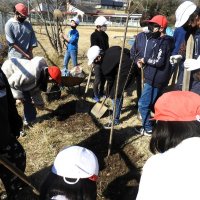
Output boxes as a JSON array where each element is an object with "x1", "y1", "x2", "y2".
[
  {"x1": 68, "y1": 31, "x2": 79, "y2": 45},
  {"x1": 12, "y1": 44, "x2": 31, "y2": 59},
  {"x1": 30, "y1": 88, "x2": 44, "y2": 109},
  {"x1": 142, "y1": 41, "x2": 171, "y2": 68}
]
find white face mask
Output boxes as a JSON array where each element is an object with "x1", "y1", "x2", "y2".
[{"x1": 100, "y1": 25, "x2": 107, "y2": 32}]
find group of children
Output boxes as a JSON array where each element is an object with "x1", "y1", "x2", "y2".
[
  {"x1": 87, "y1": 1, "x2": 200, "y2": 133},
  {"x1": 1, "y1": 1, "x2": 200, "y2": 199}
]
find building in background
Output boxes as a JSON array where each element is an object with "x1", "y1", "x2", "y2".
[{"x1": 71, "y1": 0, "x2": 126, "y2": 10}]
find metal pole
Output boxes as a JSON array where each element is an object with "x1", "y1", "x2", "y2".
[{"x1": 107, "y1": 0, "x2": 131, "y2": 157}]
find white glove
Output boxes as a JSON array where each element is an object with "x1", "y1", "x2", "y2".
[
  {"x1": 184, "y1": 56, "x2": 200, "y2": 71},
  {"x1": 170, "y1": 55, "x2": 183, "y2": 65}
]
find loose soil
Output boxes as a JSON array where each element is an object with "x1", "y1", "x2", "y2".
[{"x1": 0, "y1": 26, "x2": 152, "y2": 200}]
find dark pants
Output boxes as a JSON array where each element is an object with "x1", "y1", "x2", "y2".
[
  {"x1": 23, "y1": 91, "x2": 37, "y2": 124},
  {"x1": 0, "y1": 138, "x2": 26, "y2": 199},
  {"x1": 93, "y1": 64, "x2": 106, "y2": 97},
  {"x1": 106, "y1": 69, "x2": 133, "y2": 122}
]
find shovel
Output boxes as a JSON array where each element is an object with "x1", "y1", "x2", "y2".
[
  {"x1": 182, "y1": 34, "x2": 194, "y2": 91},
  {"x1": 85, "y1": 65, "x2": 94, "y2": 94},
  {"x1": 91, "y1": 97, "x2": 108, "y2": 119},
  {"x1": 0, "y1": 156, "x2": 40, "y2": 196}
]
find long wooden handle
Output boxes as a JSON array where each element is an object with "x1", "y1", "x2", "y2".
[
  {"x1": 0, "y1": 156, "x2": 40, "y2": 196},
  {"x1": 141, "y1": 66, "x2": 144, "y2": 91},
  {"x1": 182, "y1": 34, "x2": 194, "y2": 91},
  {"x1": 85, "y1": 66, "x2": 93, "y2": 94}
]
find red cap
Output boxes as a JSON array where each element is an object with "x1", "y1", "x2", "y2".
[
  {"x1": 48, "y1": 66, "x2": 61, "y2": 84},
  {"x1": 15, "y1": 3, "x2": 28, "y2": 17},
  {"x1": 152, "y1": 91, "x2": 200, "y2": 121},
  {"x1": 146, "y1": 15, "x2": 168, "y2": 28}
]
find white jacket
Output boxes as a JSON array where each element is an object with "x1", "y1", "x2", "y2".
[
  {"x1": 1, "y1": 56, "x2": 47, "y2": 105},
  {"x1": 136, "y1": 137, "x2": 200, "y2": 200}
]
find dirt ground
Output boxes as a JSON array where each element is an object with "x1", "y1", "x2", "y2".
[{"x1": 0, "y1": 25, "x2": 152, "y2": 200}]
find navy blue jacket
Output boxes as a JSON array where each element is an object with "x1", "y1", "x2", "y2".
[
  {"x1": 190, "y1": 29, "x2": 200, "y2": 94},
  {"x1": 131, "y1": 32, "x2": 174, "y2": 88}
]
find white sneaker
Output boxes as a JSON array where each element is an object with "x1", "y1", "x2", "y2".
[{"x1": 135, "y1": 127, "x2": 152, "y2": 136}]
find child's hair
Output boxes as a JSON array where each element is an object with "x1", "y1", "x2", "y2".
[
  {"x1": 149, "y1": 91, "x2": 200, "y2": 154},
  {"x1": 40, "y1": 172, "x2": 97, "y2": 200},
  {"x1": 187, "y1": 7, "x2": 200, "y2": 25},
  {"x1": 150, "y1": 120, "x2": 200, "y2": 154}
]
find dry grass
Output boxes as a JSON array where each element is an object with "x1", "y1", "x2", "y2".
[{"x1": 0, "y1": 26, "x2": 152, "y2": 200}]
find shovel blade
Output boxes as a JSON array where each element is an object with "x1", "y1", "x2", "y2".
[{"x1": 91, "y1": 102, "x2": 108, "y2": 119}]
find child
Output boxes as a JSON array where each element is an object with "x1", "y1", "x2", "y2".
[
  {"x1": 61, "y1": 17, "x2": 79, "y2": 76},
  {"x1": 90, "y1": 16, "x2": 109, "y2": 102},
  {"x1": 136, "y1": 91, "x2": 200, "y2": 200},
  {"x1": 171, "y1": 1, "x2": 198, "y2": 91},
  {"x1": 1, "y1": 57, "x2": 61, "y2": 126},
  {"x1": 87, "y1": 45, "x2": 133, "y2": 128},
  {"x1": 135, "y1": 15, "x2": 174, "y2": 136},
  {"x1": 40, "y1": 146, "x2": 99, "y2": 200}
]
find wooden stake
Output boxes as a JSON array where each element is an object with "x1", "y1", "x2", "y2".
[{"x1": 107, "y1": 0, "x2": 131, "y2": 157}]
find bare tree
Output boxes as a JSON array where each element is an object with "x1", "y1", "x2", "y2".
[{"x1": 29, "y1": 0, "x2": 66, "y2": 55}]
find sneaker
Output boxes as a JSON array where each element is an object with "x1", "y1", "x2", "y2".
[
  {"x1": 134, "y1": 127, "x2": 152, "y2": 136},
  {"x1": 104, "y1": 120, "x2": 120, "y2": 129},
  {"x1": 20, "y1": 130, "x2": 27, "y2": 137},
  {"x1": 93, "y1": 96, "x2": 100, "y2": 102}
]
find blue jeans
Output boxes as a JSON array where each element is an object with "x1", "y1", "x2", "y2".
[
  {"x1": 23, "y1": 91, "x2": 37, "y2": 124},
  {"x1": 62, "y1": 49, "x2": 77, "y2": 76},
  {"x1": 138, "y1": 83, "x2": 161, "y2": 132},
  {"x1": 112, "y1": 97, "x2": 123, "y2": 124}
]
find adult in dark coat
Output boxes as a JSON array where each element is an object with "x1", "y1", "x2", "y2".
[
  {"x1": 87, "y1": 46, "x2": 133, "y2": 128},
  {"x1": 0, "y1": 68, "x2": 26, "y2": 199}
]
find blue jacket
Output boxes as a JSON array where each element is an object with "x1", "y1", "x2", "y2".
[
  {"x1": 66, "y1": 29, "x2": 79, "y2": 51},
  {"x1": 131, "y1": 32, "x2": 174, "y2": 88}
]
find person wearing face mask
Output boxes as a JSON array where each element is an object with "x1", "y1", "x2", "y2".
[
  {"x1": 5, "y1": 3, "x2": 37, "y2": 60},
  {"x1": 133, "y1": 15, "x2": 174, "y2": 136},
  {"x1": 61, "y1": 17, "x2": 79, "y2": 76},
  {"x1": 90, "y1": 16, "x2": 109, "y2": 102},
  {"x1": 171, "y1": 1, "x2": 200, "y2": 94}
]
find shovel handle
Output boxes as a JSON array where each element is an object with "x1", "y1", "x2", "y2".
[
  {"x1": 0, "y1": 156, "x2": 40, "y2": 196},
  {"x1": 85, "y1": 65, "x2": 94, "y2": 94}
]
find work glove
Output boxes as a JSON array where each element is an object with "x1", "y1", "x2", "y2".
[
  {"x1": 184, "y1": 56, "x2": 200, "y2": 71},
  {"x1": 170, "y1": 55, "x2": 183, "y2": 65}
]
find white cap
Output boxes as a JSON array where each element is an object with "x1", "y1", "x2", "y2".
[
  {"x1": 175, "y1": 1, "x2": 197, "y2": 27},
  {"x1": 94, "y1": 16, "x2": 108, "y2": 26},
  {"x1": 71, "y1": 17, "x2": 80, "y2": 25},
  {"x1": 52, "y1": 146, "x2": 99, "y2": 184},
  {"x1": 184, "y1": 56, "x2": 200, "y2": 71},
  {"x1": 87, "y1": 46, "x2": 101, "y2": 65}
]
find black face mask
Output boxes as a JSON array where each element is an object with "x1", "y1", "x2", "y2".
[
  {"x1": 147, "y1": 23, "x2": 161, "y2": 38},
  {"x1": 148, "y1": 24, "x2": 154, "y2": 32},
  {"x1": 71, "y1": 26, "x2": 76, "y2": 29},
  {"x1": 17, "y1": 16, "x2": 26, "y2": 23}
]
